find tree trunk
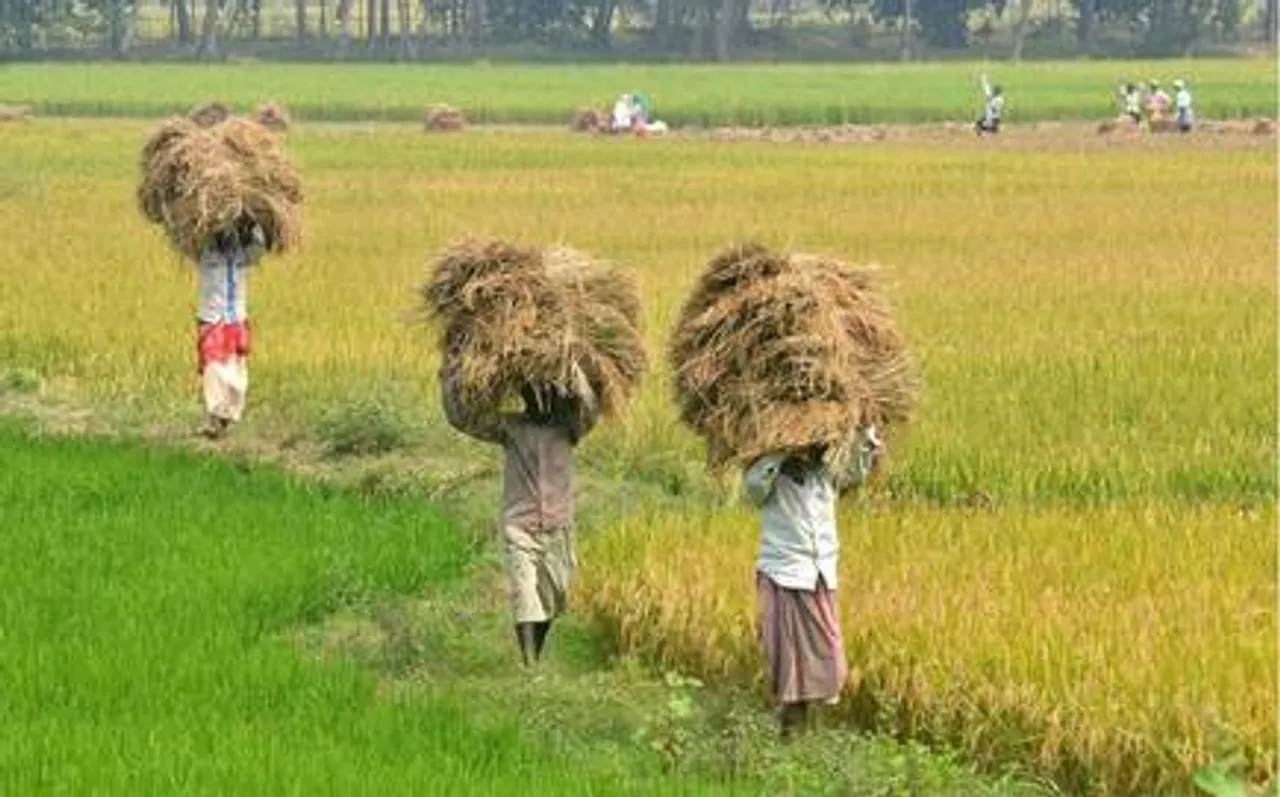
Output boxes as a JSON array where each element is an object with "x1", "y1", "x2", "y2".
[
  {"x1": 1266, "y1": 0, "x2": 1277, "y2": 46},
  {"x1": 122, "y1": 0, "x2": 139, "y2": 53},
  {"x1": 396, "y1": 0, "x2": 411, "y2": 56},
  {"x1": 692, "y1": 0, "x2": 713, "y2": 59},
  {"x1": 1204, "y1": 0, "x2": 1234, "y2": 38},
  {"x1": 901, "y1": 0, "x2": 913, "y2": 59},
  {"x1": 1010, "y1": 0, "x2": 1033, "y2": 61},
  {"x1": 654, "y1": 0, "x2": 673, "y2": 48},
  {"x1": 175, "y1": 0, "x2": 193, "y2": 44},
  {"x1": 731, "y1": 0, "x2": 750, "y2": 48},
  {"x1": 336, "y1": 0, "x2": 353, "y2": 55},
  {"x1": 713, "y1": 0, "x2": 731, "y2": 60},
  {"x1": 1075, "y1": 0, "x2": 1093, "y2": 43},
  {"x1": 591, "y1": 0, "x2": 616, "y2": 47},
  {"x1": 108, "y1": 0, "x2": 124, "y2": 52},
  {"x1": 379, "y1": 0, "x2": 389, "y2": 48},
  {"x1": 295, "y1": 0, "x2": 307, "y2": 44},
  {"x1": 1178, "y1": 0, "x2": 1207, "y2": 54},
  {"x1": 197, "y1": 0, "x2": 221, "y2": 58},
  {"x1": 107, "y1": 0, "x2": 135, "y2": 55},
  {"x1": 468, "y1": 0, "x2": 485, "y2": 44}
]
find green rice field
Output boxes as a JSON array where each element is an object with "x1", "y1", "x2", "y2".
[{"x1": 0, "y1": 59, "x2": 1274, "y2": 125}]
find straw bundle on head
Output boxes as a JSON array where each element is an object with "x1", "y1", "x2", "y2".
[
  {"x1": 255, "y1": 102, "x2": 292, "y2": 132},
  {"x1": 424, "y1": 104, "x2": 468, "y2": 132},
  {"x1": 137, "y1": 115, "x2": 304, "y2": 260},
  {"x1": 423, "y1": 238, "x2": 646, "y2": 439},
  {"x1": 670, "y1": 241, "x2": 917, "y2": 474}
]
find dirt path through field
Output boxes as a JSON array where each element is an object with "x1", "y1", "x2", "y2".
[{"x1": 9, "y1": 112, "x2": 1275, "y2": 153}]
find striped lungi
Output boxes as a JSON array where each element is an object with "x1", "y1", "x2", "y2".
[{"x1": 756, "y1": 572, "x2": 848, "y2": 707}]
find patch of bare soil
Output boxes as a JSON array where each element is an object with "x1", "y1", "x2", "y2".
[{"x1": 669, "y1": 119, "x2": 1276, "y2": 152}]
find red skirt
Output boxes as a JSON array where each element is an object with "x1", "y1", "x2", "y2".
[{"x1": 196, "y1": 320, "x2": 252, "y2": 375}]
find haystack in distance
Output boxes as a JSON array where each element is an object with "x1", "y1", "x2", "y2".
[
  {"x1": 423, "y1": 238, "x2": 647, "y2": 440},
  {"x1": 670, "y1": 241, "x2": 918, "y2": 477},
  {"x1": 137, "y1": 114, "x2": 304, "y2": 260}
]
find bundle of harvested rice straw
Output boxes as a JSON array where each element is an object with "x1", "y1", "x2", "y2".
[
  {"x1": 669, "y1": 241, "x2": 918, "y2": 478},
  {"x1": 570, "y1": 107, "x2": 608, "y2": 133},
  {"x1": 0, "y1": 104, "x2": 33, "y2": 123},
  {"x1": 254, "y1": 102, "x2": 292, "y2": 132},
  {"x1": 424, "y1": 104, "x2": 468, "y2": 132},
  {"x1": 423, "y1": 238, "x2": 647, "y2": 438},
  {"x1": 137, "y1": 112, "x2": 304, "y2": 260}
]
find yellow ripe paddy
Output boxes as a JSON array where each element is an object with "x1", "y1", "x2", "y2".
[{"x1": 0, "y1": 119, "x2": 1273, "y2": 795}]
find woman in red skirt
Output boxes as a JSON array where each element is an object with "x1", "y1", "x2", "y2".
[{"x1": 195, "y1": 219, "x2": 265, "y2": 439}]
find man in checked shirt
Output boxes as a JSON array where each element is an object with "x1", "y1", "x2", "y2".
[{"x1": 441, "y1": 364, "x2": 599, "y2": 667}]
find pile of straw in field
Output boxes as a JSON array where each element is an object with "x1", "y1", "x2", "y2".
[
  {"x1": 423, "y1": 238, "x2": 646, "y2": 439},
  {"x1": 669, "y1": 241, "x2": 917, "y2": 475},
  {"x1": 424, "y1": 104, "x2": 468, "y2": 132},
  {"x1": 255, "y1": 102, "x2": 292, "y2": 132},
  {"x1": 1096, "y1": 117, "x2": 1124, "y2": 135},
  {"x1": 137, "y1": 114, "x2": 304, "y2": 260},
  {"x1": 0, "y1": 104, "x2": 33, "y2": 123},
  {"x1": 571, "y1": 107, "x2": 608, "y2": 133}
]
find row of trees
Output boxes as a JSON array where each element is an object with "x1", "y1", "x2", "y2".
[{"x1": 0, "y1": 0, "x2": 1273, "y2": 58}]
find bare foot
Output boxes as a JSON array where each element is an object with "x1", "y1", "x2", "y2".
[{"x1": 198, "y1": 417, "x2": 231, "y2": 441}]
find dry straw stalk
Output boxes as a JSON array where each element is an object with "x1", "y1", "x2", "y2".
[
  {"x1": 137, "y1": 113, "x2": 304, "y2": 260},
  {"x1": 423, "y1": 237, "x2": 647, "y2": 439},
  {"x1": 670, "y1": 241, "x2": 918, "y2": 475}
]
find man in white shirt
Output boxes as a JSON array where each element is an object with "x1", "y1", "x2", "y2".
[
  {"x1": 611, "y1": 94, "x2": 634, "y2": 134},
  {"x1": 195, "y1": 219, "x2": 265, "y2": 439},
  {"x1": 742, "y1": 415, "x2": 881, "y2": 739},
  {"x1": 1119, "y1": 83, "x2": 1142, "y2": 127},
  {"x1": 1173, "y1": 79, "x2": 1194, "y2": 133},
  {"x1": 974, "y1": 74, "x2": 1004, "y2": 136}
]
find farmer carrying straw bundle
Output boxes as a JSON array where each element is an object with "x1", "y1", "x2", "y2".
[
  {"x1": 424, "y1": 238, "x2": 647, "y2": 667},
  {"x1": 137, "y1": 112, "x2": 303, "y2": 439},
  {"x1": 670, "y1": 241, "x2": 917, "y2": 738}
]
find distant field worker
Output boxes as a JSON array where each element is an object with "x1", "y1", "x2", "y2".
[
  {"x1": 974, "y1": 74, "x2": 1004, "y2": 136},
  {"x1": 195, "y1": 218, "x2": 265, "y2": 439},
  {"x1": 1146, "y1": 80, "x2": 1171, "y2": 124},
  {"x1": 441, "y1": 372, "x2": 598, "y2": 666},
  {"x1": 611, "y1": 94, "x2": 635, "y2": 134},
  {"x1": 743, "y1": 409, "x2": 882, "y2": 740},
  {"x1": 1119, "y1": 83, "x2": 1143, "y2": 127},
  {"x1": 1173, "y1": 79, "x2": 1195, "y2": 133}
]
